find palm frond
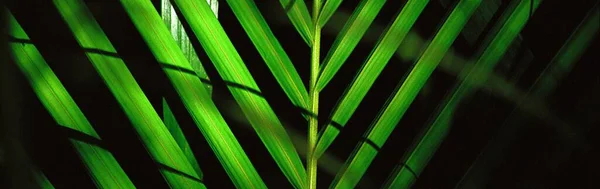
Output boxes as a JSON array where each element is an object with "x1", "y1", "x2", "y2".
[
  {"x1": 384, "y1": 0, "x2": 541, "y2": 188},
  {"x1": 8, "y1": 11, "x2": 134, "y2": 189},
  {"x1": 225, "y1": 0, "x2": 309, "y2": 110},
  {"x1": 119, "y1": 1, "x2": 266, "y2": 188},
  {"x1": 169, "y1": 0, "x2": 308, "y2": 188},
  {"x1": 331, "y1": 0, "x2": 481, "y2": 188},
  {"x1": 161, "y1": 0, "x2": 212, "y2": 94},
  {"x1": 279, "y1": 0, "x2": 314, "y2": 46},
  {"x1": 317, "y1": 9, "x2": 550, "y2": 123},
  {"x1": 457, "y1": 3, "x2": 598, "y2": 187},
  {"x1": 315, "y1": 0, "x2": 430, "y2": 159},
  {"x1": 52, "y1": 0, "x2": 205, "y2": 188},
  {"x1": 317, "y1": 0, "x2": 344, "y2": 26},
  {"x1": 316, "y1": 0, "x2": 387, "y2": 91},
  {"x1": 163, "y1": 99, "x2": 203, "y2": 178}
]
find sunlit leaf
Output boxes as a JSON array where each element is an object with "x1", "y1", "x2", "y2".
[
  {"x1": 385, "y1": 1, "x2": 542, "y2": 188},
  {"x1": 318, "y1": 0, "x2": 344, "y2": 26},
  {"x1": 170, "y1": 0, "x2": 308, "y2": 188},
  {"x1": 163, "y1": 98, "x2": 203, "y2": 178},
  {"x1": 331, "y1": 0, "x2": 481, "y2": 188},
  {"x1": 8, "y1": 11, "x2": 134, "y2": 189},
  {"x1": 119, "y1": 0, "x2": 266, "y2": 188},
  {"x1": 52, "y1": 1, "x2": 204, "y2": 188},
  {"x1": 161, "y1": 0, "x2": 213, "y2": 94},
  {"x1": 279, "y1": 0, "x2": 314, "y2": 46},
  {"x1": 226, "y1": 0, "x2": 309, "y2": 111},
  {"x1": 317, "y1": 0, "x2": 387, "y2": 91},
  {"x1": 315, "y1": 0, "x2": 430, "y2": 159}
]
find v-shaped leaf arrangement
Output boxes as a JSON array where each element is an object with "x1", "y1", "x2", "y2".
[{"x1": 9, "y1": 0, "x2": 590, "y2": 188}]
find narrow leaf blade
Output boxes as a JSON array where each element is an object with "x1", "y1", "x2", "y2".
[
  {"x1": 318, "y1": 0, "x2": 344, "y2": 26},
  {"x1": 161, "y1": 0, "x2": 213, "y2": 94},
  {"x1": 120, "y1": 0, "x2": 267, "y2": 188},
  {"x1": 226, "y1": 0, "x2": 309, "y2": 110},
  {"x1": 317, "y1": 0, "x2": 387, "y2": 91},
  {"x1": 53, "y1": 1, "x2": 204, "y2": 188},
  {"x1": 331, "y1": 0, "x2": 481, "y2": 188},
  {"x1": 279, "y1": 0, "x2": 314, "y2": 46},
  {"x1": 315, "y1": 0, "x2": 430, "y2": 159},
  {"x1": 8, "y1": 11, "x2": 134, "y2": 189},
  {"x1": 386, "y1": 1, "x2": 540, "y2": 188},
  {"x1": 163, "y1": 98, "x2": 203, "y2": 178},
  {"x1": 171, "y1": 0, "x2": 308, "y2": 188}
]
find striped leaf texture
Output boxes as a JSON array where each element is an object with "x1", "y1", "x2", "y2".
[{"x1": 4, "y1": 0, "x2": 597, "y2": 188}]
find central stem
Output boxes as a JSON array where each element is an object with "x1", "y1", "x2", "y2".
[{"x1": 307, "y1": 0, "x2": 321, "y2": 188}]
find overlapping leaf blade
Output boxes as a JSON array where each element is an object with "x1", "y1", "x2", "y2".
[
  {"x1": 279, "y1": 0, "x2": 314, "y2": 46},
  {"x1": 315, "y1": 0, "x2": 430, "y2": 159},
  {"x1": 331, "y1": 0, "x2": 481, "y2": 188},
  {"x1": 8, "y1": 11, "x2": 134, "y2": 189},
  {"x1": 161, "y1": 0, "x2": 212, "y2": 94},
  {"x1": 225, "y1": 0, "x2": 309, "y2": 110},
  {"x1": 317, "y1": 0, "x2": 387, "y2": 91},
  {"x1": 120, "y1": 0, "x2": 266, "y2": 188},
  {"x1": 385, "y1": 1, "x2": 541, "y2": 188},
  {"x1": 318, "y1": 0, "x2": 344, "y2": 26},
  {"x1": 170, "y1": 0, "x2": 307, "y2": 188},
  {"x1": 52, "y1": 0, "x2": 204, "y2": 188},
  {"x1": 163, "y1": 99, "x2": 203, "y2": 178}
]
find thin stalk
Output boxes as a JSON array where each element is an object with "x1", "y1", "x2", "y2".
[{"x1": 307, "y1": 0, "x2": 322, "y2": 188}]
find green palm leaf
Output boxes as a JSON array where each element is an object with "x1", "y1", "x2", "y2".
[
  {"x1": 315, "y1": 0, "x2": 430, "y2": 159},
  {"x1": 317, "y1": 0, "x2": 344, "y2": 26},
  {"x1": 457, "y1": 3, "x2": 598, "y2": 187},
  {"x1": 169, "y1": 0, "x2": 308, "y2": 188},
  {"x1": 52, "y1": 0, "x2": 204, "y2": 188},
  {"x1": 316, "y1": 0, "x2": 387, "y2": 91},
  {"x1": 279, "y1": 0, "x2": 314, "y2": 46},
  {"x1": 161, "y1": 0, "x2": 212, "y2": 94},
  {"x1": 225, "y1": 0, "x2": 309, "y2": 110},
  {"x1": 8, "y1": 11, "x2": 134, "y2": 189},
  {"x1": 384, "y1": 0, "x2": 540, "y2": 188},
  {"x1": 331, "y1": 0, "x2": 481, "y2": 188},
  {"x1": 163, "y1": 99, "x2": 203, "y2": 178},
  {"x1": 317, "y1": 9, "x2": 553, "y2": 124},
  {"x1": 119, "y1": 0, "x2": 266, "y2": 188}
]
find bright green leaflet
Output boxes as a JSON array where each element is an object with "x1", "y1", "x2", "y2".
[
  {"x1": 318, "y1": 0, "x2": 344, "y2": 26},
  {"x1": 120, "y1": 1, "x2": 265, "y2": 188},
  {"x1": 315, "y1": 0, "x2": 430, "y2": 159},
  {"x1": 317, "y1": 0, "x2": 387, "y2": 91},
  {"x1": 169, "y1": 0, "x2": 308, "y2": 188},
  {"x1": 225, "y1": 0, "x2": 309, "y2": 110},
  {"x1": 457, "y1": 3, "x2": 598, "y2": 188},
  {"x1": 52, "y1": 0, "x2": 204, "y2": 188},
  {"x1": 279, "y1": 0, "x2": 314, "y2": 46},
  {"x1": 385, "y1": 0, "x2": 540, "y2": 188},
  {"x1": 331, "y1": 0, "x2": 481, "y2": 188},
  {"x1": 162, "y1": 98, "x2": 203, "y2": 178},
  {"x1": 318, "y1": 9, "x2": 544, "y2": 120},
  {"x1": 161, "y1": 0, "x2": 213, "y2": 94},
  {"x1": 8, "y1": 12, "x2": 134, "y2": 189}
]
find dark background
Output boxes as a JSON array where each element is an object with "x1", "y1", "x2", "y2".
[{"x1": 2, "y1": 0, "x2": 599, "y2": 188}]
